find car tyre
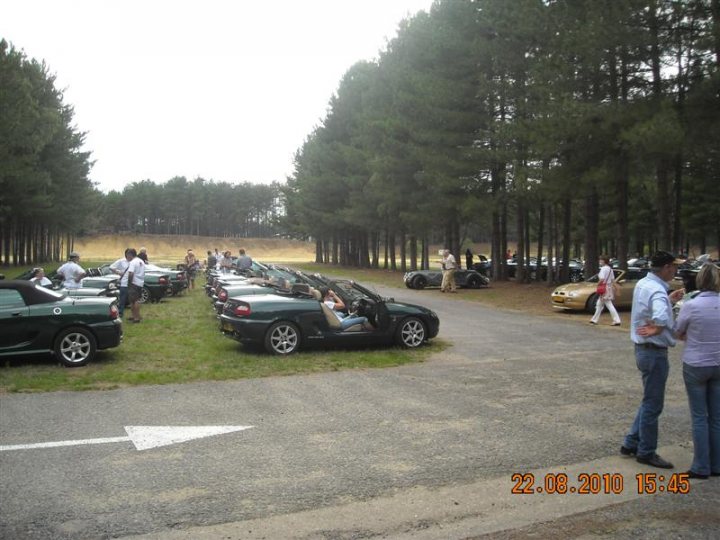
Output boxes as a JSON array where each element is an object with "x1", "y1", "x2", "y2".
[
  {"x1": 586, "y1": 293, "x2": 599, "y2": 313},
  {"x1": 396, "y1": 317, "x2": 426, "y2": 349},
  {"x1": 138, "y1": 286, "x2": 151, "y2": 304},
  {"x1": 412, "y1": 275, "x2": 427, "y2": 290},
  {"x1": 265, "y1": 321, "x2": 301, "y2": 355},
  {"x1": 54, "y1": 326, "x2": 97, "y2": 367},
  {"x1": 467, "y1": 276, "x2": 481, "y2": 289}
]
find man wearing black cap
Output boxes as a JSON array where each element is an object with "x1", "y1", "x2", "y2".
[{"x1": 621, "y1": 251, "x2": 686, "y2": 469}]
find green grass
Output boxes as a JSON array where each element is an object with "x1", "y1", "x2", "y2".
[{"x1": 0, "y1": 284, "x2": 446, "y2": 393}]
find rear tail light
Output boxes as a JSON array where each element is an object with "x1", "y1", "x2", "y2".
[
  {"x1": 233, "y1": 302, "x2": 251, "y2": 317},
  {"x1": 159, "y1": 277, "x2": 169, "y2": 285},
  {"x1": 219, "y1": 289, "x2": 228, "y2": 301},
  {"x1": 110, "y1": 304, "x2": 119, "y2": 320}
]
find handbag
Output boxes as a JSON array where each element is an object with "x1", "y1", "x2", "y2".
[{"x1": 596, "y1": 281, "x2": 607, "y2": 295}]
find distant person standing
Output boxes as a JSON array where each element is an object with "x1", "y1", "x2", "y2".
[
  {"x1": 109, "y1": 249, "x2": 133, "y2": 318},
  {"x1": 589, "y1": 255, "x2": 621, "y2": 326},
  {"x1": 56, "y1": 252, "x2": 86, "y2": 289},
  {"x1": 465, "y1": 248, "x2": 473, "y2": 270},
  {"x1": 207, "y1": 250, "x2": 217, "y2": 271},
  {"x1": 441, "y1": 249, "x2": 457, "y2": 293},
  {"x1": 126, "y1": 248, "x2": 146, "y2": 323},
  {"x1": 138, "y1": 247, "x2": 148, "y2": 263},
  {"x1": 184, "y1": 249, "x2": 199, "y2": 289},
  {"x1": 220, "y1": 250, "x2": 233, "y2": 273},
  {"x1": 237, "y1": 248, "x2": 253, "y2": 273}
]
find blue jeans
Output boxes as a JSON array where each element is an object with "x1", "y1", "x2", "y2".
[
  {"x1": 341, "y1": 316, "x2": 368, "y2": 330},
  {"x1": 683, "y1": 363, "x2": 720, "y2": 475},
  {"x1": 118, "y1": 286, "x2": 128, "y2": 317},
  {"x1": 624, "y1": 345, "x2": 669, "y2": 457}
]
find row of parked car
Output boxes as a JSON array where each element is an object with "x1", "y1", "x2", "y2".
[
  {"x1": 0, "y1": 262, "x2": 189, "y2": 367},
  {"x1": 206, "y1": 262, "x2": 440, "y2": 356}
]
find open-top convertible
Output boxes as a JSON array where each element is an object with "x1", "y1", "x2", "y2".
[
  {"x1": 219, "y1": 281, "x2": 439, "y2": 355},
  {"x1": 404, "y1": 268, "x2": 489, "y2": 289}
]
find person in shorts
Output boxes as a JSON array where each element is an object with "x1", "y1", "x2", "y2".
[{"x1": 126, "y1": 248, "x2": 146, "y2": 323}]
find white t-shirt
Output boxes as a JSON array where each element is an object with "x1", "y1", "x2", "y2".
[
  {"x1": 443, "y1": 254, "x2": 457, "y2": 270},
  {"x1": 57, "y1": 261, "x2": 85, "y2": 289},
  {"x1": 30, "y1": 276, "x2": 52, "y2": 287},
  {"x1": 324, "y1": 300, "x2": 345, "y2": 321},
  {"x1": 109, "y1": 258, "x2": 131, "y2": 287},
  {"x1": 127, "y1": 257, "x2": 145, "y2": 286}
]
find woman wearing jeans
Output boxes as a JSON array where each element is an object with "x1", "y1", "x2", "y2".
[{"x1": 674, "y1": 263, "x2": 720, "y2": 479}]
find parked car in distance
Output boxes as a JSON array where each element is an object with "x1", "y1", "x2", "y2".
[
  {"x1": 220, "y1": 281, "x2": 440, "y2": 355},
  {"x1": 0, "y1": 280, "x2": 122, "y2": 367},
  {"x1": 551, "y1": 267, "x2": 683, "y2": 313},
  {"x1": 404, "y1": 268, "x2": 489, "y2": 290}
]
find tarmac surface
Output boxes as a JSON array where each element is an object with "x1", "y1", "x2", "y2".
[{"x1": 1, "y1": 284, "x2": 718, "y2": 539}]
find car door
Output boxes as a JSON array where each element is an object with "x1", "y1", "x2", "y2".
[{"x1": 0, "y1": 289, "x2": 30, "y2": 349}]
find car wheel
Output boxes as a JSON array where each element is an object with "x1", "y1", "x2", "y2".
[
  {"x1": 54, "y1": 327, "x2": 97, "y2": 367},
  {"x1": 467, "y1": 276, "x2": 481, "y2": 289},
  {"x1": 586, "y1": 293, "x2": 599, "y2": 313},
  {"x1": 396, "y1": 317, "x2": 426, "y2": 349},
  {"x1": 412, "y1": 276, "x2": 427, "y2": 290},
  {"x1": 265, "y1": 322, "x2": 301, "y2": 355},
  {"x1": 138, "y1": 286, "x2": 151, "y2": 304}
]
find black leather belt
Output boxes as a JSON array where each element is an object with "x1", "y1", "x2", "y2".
[{"x1": 635, "y1": 342, "x2": 668, "y2": 350}]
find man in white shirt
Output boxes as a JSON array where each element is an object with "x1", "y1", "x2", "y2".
[
  {"x1": 441, "y1": 249, "x2": 457, "y2": 293},
  {"x1": 56, "y1": 252, "x2": 86, "y2": 289},
  {"x1": 109, "y1": 249, "x2": 132, "y2": 318},
  {"x1": 126, "y1": 248, "x2": 146, "y2": 323}
]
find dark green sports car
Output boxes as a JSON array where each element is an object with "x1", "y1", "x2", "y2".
[
  {"x1": 0, "y1": 280, "x2": 123, "y2": 367},
  {"x1": 219, "y1": 281, "x2": 440, "y2": 355}
]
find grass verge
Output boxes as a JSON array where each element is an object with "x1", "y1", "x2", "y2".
[{"x1": 0, "y1": 284, "x2": 446, "y2": 393}]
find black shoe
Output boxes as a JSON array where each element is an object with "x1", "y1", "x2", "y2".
[
  {"x1": 685, "y1": 470, "x2": 709, "y2": 479},
  {"x1": 636, "y1": 454, "x2": 674, "y2": 469},
  {"x1": 620, "y1": 445, "x2": 637, "y2": 456}
]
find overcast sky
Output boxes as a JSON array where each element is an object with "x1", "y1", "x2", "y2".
[{"x1": 2, "y1": 0, "x2": 433, "y2": 193}]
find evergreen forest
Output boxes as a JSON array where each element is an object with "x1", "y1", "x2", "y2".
[{"x1": 2, "y1": 0, "x2": 719, "y2": 282}]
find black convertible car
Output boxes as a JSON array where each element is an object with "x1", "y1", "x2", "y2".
[
  {"x1": 403, "y1": 268, "x2": 489, "y2": 289},
  {"x1": 220, "y1": 281, "x2": 440, "y2": 355}
]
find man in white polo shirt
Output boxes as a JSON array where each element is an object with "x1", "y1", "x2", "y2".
[
  {"x1": 56, "y1": 252, "x2": 86, "y2": 289},
  {"x1": 109, "y1": 249, "x2": 133, "y2": 318},
  {"x1": 126, "y1": 248, "x2": 146, "y2": 323}
]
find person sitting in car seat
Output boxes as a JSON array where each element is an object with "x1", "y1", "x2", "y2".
[{"x1": 320, "y1": 287, "x2": 369, "y2": 331}]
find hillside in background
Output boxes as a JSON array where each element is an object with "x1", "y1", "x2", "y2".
[{"x1": 74, "y1": 234, "x2": 316, "y2": 265}]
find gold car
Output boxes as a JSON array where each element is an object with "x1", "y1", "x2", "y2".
[{"x1": 551, "y1": 268, "x2": 682, "y2": 313}]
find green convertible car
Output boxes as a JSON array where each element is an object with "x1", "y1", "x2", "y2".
[
  {"x1": 220, "y1": 281, "x2": 440, "y2": 355},
  {"x1": 0, "y1": 280, "x2": 123, "y2": 366}
]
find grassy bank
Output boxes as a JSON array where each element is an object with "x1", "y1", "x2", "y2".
[{"x1": 0, "y1": 285, "x2": 445, "y2": 393}]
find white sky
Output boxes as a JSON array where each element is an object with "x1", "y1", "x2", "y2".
[{"x1": 1, "y1": 0, "x2": 433, "y2": 193}]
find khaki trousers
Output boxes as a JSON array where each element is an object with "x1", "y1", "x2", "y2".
[{"x1": 441, "y1": 268, "x2": 456, "y2": 292}]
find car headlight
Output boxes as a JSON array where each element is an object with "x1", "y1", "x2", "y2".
[
  {"x1": 108, "y1": 282, "x2": 117, "y2": 289},
  {"x1": 567, "y1": 291, "x2": 579, "y2": 298}
]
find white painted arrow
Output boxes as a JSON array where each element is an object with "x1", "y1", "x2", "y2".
[{"x1": 0, "y1": 425, "x2": 254, "y2": 452}]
